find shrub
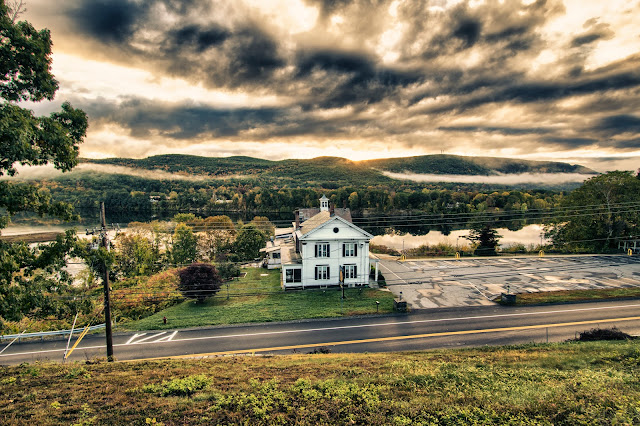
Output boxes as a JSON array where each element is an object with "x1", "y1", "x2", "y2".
[
  {"x1": 217, "y1": 262, "x2": 241, "y2": 280},
  {"x1": 177, "y1": 263, "x2": 222, "y2": 303},
  {"x1": 574, "y1": 327, "x2": 634, "y2": 341},
  {"x1": 141, "y1": 374, "x2": 211, "y2": 397}
]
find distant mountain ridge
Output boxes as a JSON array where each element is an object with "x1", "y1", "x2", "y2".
[
  {"x1": 84, "y1": 154, "x2": 597, "y2": 179},
  {"x1": 362, "y1": 154, "x2": 596, "y2": 175}
]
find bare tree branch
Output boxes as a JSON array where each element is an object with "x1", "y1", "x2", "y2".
[{"x1": 7, "y1": 0, "x2": 27, "y2": 23}]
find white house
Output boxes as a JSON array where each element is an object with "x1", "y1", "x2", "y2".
[
  {"x1": 260, "y1": 227, "x2": 295, "y2": 269},
  {"x1": 278, "y1": 196, "x2": 374, "y2": 289}
]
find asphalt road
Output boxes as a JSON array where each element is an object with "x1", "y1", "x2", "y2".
[{"x1": 2, "y1": 300, "x2": 639, "y2": 365}]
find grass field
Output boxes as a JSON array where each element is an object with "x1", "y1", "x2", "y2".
[
  {"x1": 124, "y1": 268, "x2": 396, "y2": 331},
  {"x1": 2, "y1": 340, "x2": 639, "y2": 424},
  {"x1": 498, "y1": 287, "x2": 640, "y2": 306}
]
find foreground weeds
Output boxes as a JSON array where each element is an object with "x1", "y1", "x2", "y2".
[{"x1": 2, "y1": 341, "x2": 640, "y2": 424}]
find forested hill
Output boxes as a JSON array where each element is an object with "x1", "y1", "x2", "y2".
[
  {"x1": 361, "y1": 154, "x2": 596, "y2": 175},
  {"x1": 85, "y1": 154, "x2": 276, "y2": 176},
  {"x1": 85, "y1": 154, "x2": 597, "y2": 178}
]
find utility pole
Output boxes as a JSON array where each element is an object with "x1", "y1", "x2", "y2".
[{"x1": 100, "y1": 202, "x2": 114, "y2": 361}]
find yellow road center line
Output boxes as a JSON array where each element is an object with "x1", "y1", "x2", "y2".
[
  {"x1": 123, "y1": 315, "x2": 640, "y2": 362},
  {"x1": 64, "y1": 324, "x2": 91, "y2": 360}
]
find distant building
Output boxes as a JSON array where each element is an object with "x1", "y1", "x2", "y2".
[{"x1": 262, "y1": 195, "x2": 376, "y2": 289}]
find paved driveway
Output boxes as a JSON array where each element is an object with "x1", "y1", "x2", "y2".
[{"x1": 377, "y1": 255, "x2": 640, "y2": 309}]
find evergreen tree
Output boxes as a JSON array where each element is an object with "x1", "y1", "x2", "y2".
[{"x1": 467, "y1": 222, "x2": 501, "y2": 256}]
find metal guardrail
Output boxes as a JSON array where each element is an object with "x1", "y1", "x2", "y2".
[{"x1": 0, "y1": 324, "x2": 106, "y2": 342}]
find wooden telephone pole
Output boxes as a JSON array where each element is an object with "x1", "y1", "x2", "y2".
[{"x1": 100, "y1": 202, "x2": 114, "y2": 361}]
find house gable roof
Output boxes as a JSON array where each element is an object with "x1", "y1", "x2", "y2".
[
  {"x1": 299, "y1": 211, "x2": 332, "y2": 236},
  {"x1": 298, "y1": 207, "x2": 352, "y2": 222},
  {"x1": 299, "y1": 213, "x2": 372, "y2": 240}
]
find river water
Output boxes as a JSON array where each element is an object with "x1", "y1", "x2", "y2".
[
  {"x1": 370, "y1": 224, "x2": 547, "y2": 250},
  {"x1": 4, "y1": 221, "x2": 547, "y2": 250}
]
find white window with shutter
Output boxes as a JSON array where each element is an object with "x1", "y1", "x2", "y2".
[
  {"x1": 315, "y1": 243, "x2": 330, "y2": 257},
  {"x1": 343, "y1": 264, "x2": 357, "y2": 279},
  {"x1": 315, "y1": 265, "x2": 330, "y2": 280},
  {"x1": 343, "y1": 242, "x2": 357, "y2": 257}
]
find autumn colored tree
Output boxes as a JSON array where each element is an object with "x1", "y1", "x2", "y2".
[
  {"x1": 114, "y1": 233, "x2": 159, "y2": 277},
  {"x1": 197, "y1": 215, "x2": 235, "y2": 261},
  {"x1": 249, "y1": 216, "x2": 275, "y2": 237},
  {"x1": 177, "y1": 263, "x2": 222, "y2": 303}
]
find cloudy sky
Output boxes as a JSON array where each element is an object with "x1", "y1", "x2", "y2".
[{"x1": 21, "y1": 0, "x2": 640, "y2": 171}]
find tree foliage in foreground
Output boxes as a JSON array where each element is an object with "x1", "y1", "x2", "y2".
[
  {"x1": 0, "y1": 1, "x2": 88, "y2": 330},
  {"x1": 177, "y1": 263, "x2": 222, "y2": 303},
  {"x1": 546, "y1": 171, "x2": 640, "y2": 252}
]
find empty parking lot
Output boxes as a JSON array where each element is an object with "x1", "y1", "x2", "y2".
[{"x1": 378, "y1": 255, "x2": 640, "y2": 309}]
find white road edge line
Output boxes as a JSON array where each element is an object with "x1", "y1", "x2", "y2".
[
  {"x1": 125, "y1": 333, "x2": 145, "y2": 345},
  {"x1": 130, "y1": 332, "x2": 166, "y2": 344},
  {"x1": 3, "y1": 303, "x2": 640, "y2": 358},
  {"x1": 155, "y1": 331, "x2": 178, "y2": 342},
  {"x1": 465, "y1": 280, "x2": 494, "y2": 301},
  {"x1": 379, "y1": 262, "x2": 409, "y2": 284}
]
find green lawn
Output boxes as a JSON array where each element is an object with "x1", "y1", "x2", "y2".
[
  {"x1": 124, "y1": 268, "x2": 396, "y2": 331},
  {"x1": 498, "y1": 287, "x2": 640, "y2": 306}
]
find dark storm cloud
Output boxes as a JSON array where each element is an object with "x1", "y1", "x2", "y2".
[
  {"x1": 227, "y1": 28, "x2": 285, "y2": 83},
  {"x1": 399, "y1": 0, "x2": 561, "y2": 63},
  {"x1": 83, "y1": 97, "x2": 285, "y2": 139},
  {"x1": 420, "y1": 68, "x2": 640, "y2": 114},
  {"x1": 613, "y1": 138, "x2": 640, "y2": 149},
  {"x1": 57, "y1": 0, "x2": 640, "y2": 155},
  {"x1": 70, "y1": 0, "x2": 145, "y2": 43},
  {"x1": 294, "y1": 49, "x2": 422, "y2": 108},
  {"x1": 571, "y1": 20, "x2": 614, "y2": 47},
  {"x1": 596, "y1": 115, "x2": 640, "y2": 135},
  {"x1": 438, "y1": 125, "x2": 553, "y2": 136},
  {"x1": 67, "y1": 0, "x2": 285, "y2": 88},
  {"x1": 543, "y1": 137, "x2": 599, "y2": 147},
  {"x1": 452, "y1": 18, "x2": 482, "y2": 48},
  {"x1": 77, "y1": 96, "x2": 371, "y2": 141},
  {"x1": 164, "y1": 24, "x2": 230, "y2": 53}
]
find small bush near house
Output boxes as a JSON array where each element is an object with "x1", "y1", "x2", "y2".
[{"x1": 217, "y1": 262, "x2": 241, "y2": 280}]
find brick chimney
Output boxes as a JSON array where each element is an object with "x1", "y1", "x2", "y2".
[
  {"x1": 329, "y1": 203, "x2": 335, "y2": 217},
  {"x1": 294, "y1": 210, "x2": 300, "y2": 230}
]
